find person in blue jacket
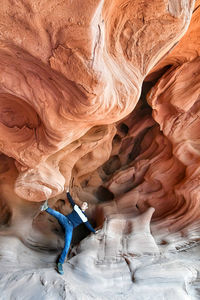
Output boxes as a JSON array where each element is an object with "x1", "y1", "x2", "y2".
[{"x1": 41, "y1": 189, "x2": 96, "y2": 275}]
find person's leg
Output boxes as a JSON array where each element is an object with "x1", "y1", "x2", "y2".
[
  {"x1": 58, "y1": 223, "x2": 73, "y2": 264},
  {"x1": 57, "y1": 223, "x2": 73, "y2": 275},
  {"x1": 46, "y1": 207, "x2": 66, "y2": 227}
]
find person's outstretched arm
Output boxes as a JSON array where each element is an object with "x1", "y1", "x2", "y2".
[
  {"x1": 66, "y1": 191, "x2": 76, "y2": 207},
  {"x1": 84, "y1": 220, "x2": 96, "y2": 233}
]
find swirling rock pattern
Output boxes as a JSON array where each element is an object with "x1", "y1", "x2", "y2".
[
  {"x1": 1, "y1": 0, "x2": 200, "y2": 299},
  {"x1": 147, "y1": 57, "x2": 200, "y2": 232},
  {"x1": 0, "y1": 0, "x2": 194, "y2": 201}
]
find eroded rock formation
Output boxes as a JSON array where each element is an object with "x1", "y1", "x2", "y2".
[{"x1": 0, "y1": 0, "x2": 200, "y2": 299}]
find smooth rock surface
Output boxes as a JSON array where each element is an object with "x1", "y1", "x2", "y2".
[{"x1": 1, "y1": 0, "x2": 200, "y2": 299}]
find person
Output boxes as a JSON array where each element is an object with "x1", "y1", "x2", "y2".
[{"x1": 41, "y1": 188, "x2": 96, "y2": 275}]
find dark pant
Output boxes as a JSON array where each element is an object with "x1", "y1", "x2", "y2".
[{"x1": 46, "y1": 207, "x2": 73, "y2": 264}]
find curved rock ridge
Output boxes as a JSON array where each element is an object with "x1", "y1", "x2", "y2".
[
  {"x1": 0, "y1": 207, "x2": 200, "y2": 299},
  {"x1": 76, "y1": 100, "x2": 188, "y2": 233},
  {"x1": 1, "y1": 1, "x2": 200, "y2": 299},
  {"x1": 0, "y1": 0, "x2": 195, "y2": 201},
  {"x1": 147, "y1": 1, "x2": 200, "y2": 80},
  {"x1": 147, "y1": 56, "x2": 200, "y2": 231}
]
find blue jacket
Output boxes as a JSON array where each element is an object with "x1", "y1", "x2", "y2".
[{"x1": 66, "y1": 192, "x2": 96, "y2": 233}]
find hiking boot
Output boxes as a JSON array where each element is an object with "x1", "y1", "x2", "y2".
[{"x1": 57, "y1": 262, "x2": 64, "y2": 275}]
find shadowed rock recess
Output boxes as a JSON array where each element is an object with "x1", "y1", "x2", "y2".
[{"x1": 0, "y1": 0, "x2": 200, "y2": 299}]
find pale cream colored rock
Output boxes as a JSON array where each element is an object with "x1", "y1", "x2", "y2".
[{"x1": 0, "y1": 1, "x2": 200, "y2": 299}]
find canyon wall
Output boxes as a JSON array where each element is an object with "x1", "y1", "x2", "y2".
[{"x1": 0, "y1": 1, "x2": 200, "y2": 299}]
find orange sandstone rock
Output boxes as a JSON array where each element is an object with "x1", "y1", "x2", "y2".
[{"x1": 0, "y1": 0, "x2": 194, "y2": 201}]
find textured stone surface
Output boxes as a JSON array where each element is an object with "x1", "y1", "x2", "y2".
[
  {"x1": 0, "y1": 0, "x2": 194, "y2": 201},
  {"x1": 1, "y1": 0, "x2": 200, "y2": 299}
]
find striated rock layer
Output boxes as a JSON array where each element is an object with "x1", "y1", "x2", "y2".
[
  {"x1": 0, "y1": 0, "x2": 194, "y2": 201},
  {"x1": 1, "y1": 0, "x2": 200, "y2": 299}
]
